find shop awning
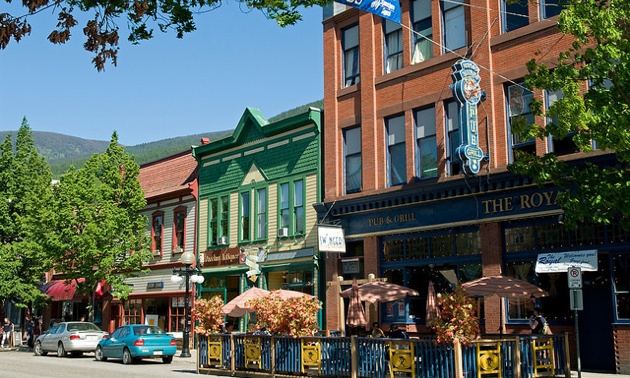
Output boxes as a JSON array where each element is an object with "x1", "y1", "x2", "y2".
[
  {"x1": 41, "y1": 278, "x2": 106, "y2": 301},
  {"x1": 41, "y1": 279, "x2": 82, "y2": 301}
]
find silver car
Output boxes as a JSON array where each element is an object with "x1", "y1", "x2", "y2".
[{"x1": 34, "y1": 321, "x2": 108, "y2": 357}]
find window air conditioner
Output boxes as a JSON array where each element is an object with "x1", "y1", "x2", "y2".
[
  {"x1": 217, "y1": 236, "x2": 228, "y2": 245},
  {"x1": 278, "y1": 227, "x2": 289, "y2": 238}
]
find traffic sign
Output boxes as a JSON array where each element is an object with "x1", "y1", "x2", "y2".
[
  {"x1": 568, "y1": 266, "x2": 582, "y2": 289},
  {"x1": 570, "y1": 289, "x2": 584, "y2": 310}
]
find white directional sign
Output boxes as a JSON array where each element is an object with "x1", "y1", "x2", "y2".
[{"x1": 568, "y1": 266, "x2": 583, "y2": 289}]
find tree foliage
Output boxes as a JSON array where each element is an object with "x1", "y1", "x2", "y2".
[
  {"x1": 0, "y1": 119, "x2": 55, "y2": 309},
  {"x1": 1, "y1": 0, "x2": 328, "y2": 71},
  {"x1": 509, "y1": 0, "x2": 630, "y2": 229},
  {"x1": 44, "y1": 132, "x2": 151, "y2": 321}
]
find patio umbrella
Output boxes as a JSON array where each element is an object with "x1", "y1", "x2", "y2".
[
  {"x1": 425, "y1": 281, "x2": 440, "y2": 324},
  {"x1": 461, "y1": 275, "x2": 548, "y2": 334},
  {"x1": 221, "y1": 287, "x2": 270, "y2": 317},
  {"x1": 340, "y1": 281, "x2": 420, "y2": 303},
  {"x1": 272, "y1": 289, "x2": 315, "y2": 300},
  {"x1": 461, "y1": 275, "x2": 548, "y2": 298},
  {"x1": 346, "y1": 280, "x2": 368, "y2": 327}
]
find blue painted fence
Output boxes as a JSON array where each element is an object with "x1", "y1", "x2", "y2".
[{"x1": 197, "y1": 333, "x2": 568, "y2": 378}]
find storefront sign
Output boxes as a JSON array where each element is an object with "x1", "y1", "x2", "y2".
[
  {"x1": 318, "y1": 225, "x2": 346, "y2": 253},
  {"x1": 451, "y1": 59, "x2": 484, "y2": 175},
  {"x1": 481, "y1": 189, "x2": 569, "y2": 215},
  {"x1": 203, "y1": 248, "x2": 240, "y2": 267},
  {"x1": 146, "y1": 281, "x2": 164, "y2": 289},
  {"x1": 266, "y1": 248, "x2": 314, "y2": 261},
  {"x1": 535, "y1": 250, "x2": 598, "y2": 273}
]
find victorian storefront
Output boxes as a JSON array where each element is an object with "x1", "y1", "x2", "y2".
[{"x1": 192, "y1": 107, "x2": 323, "y2": 331}]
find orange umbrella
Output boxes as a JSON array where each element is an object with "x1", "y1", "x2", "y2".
[
  {"x1": 425, "y1": 281, "x2": 439, "y2": 324},
  {"x1": 340, "y1": 281, "x2": 419, "y2": 303},
  {"x1": 272, "y1": 289, "x2": 315, "y2": 300},
  {"x1": 461, "y1": 275, "x2": 548, "y2": 298},
  {"x1": 462, "y1": 275, "x2": 548, "y2": 334},
  {"x1": 221, "y1": 287, "x2": 270, "y2": 317},
  {"x1": 346, "y1": 279, "x2": 367, "y2": 327}
]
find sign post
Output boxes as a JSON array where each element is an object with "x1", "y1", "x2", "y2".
[{"x1": 568, "y1": 267, "x2": 583, "y2": 378}]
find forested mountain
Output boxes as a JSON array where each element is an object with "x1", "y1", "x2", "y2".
[{"x1": 1, "y1": 99, "x2": 323, "y2": 178}]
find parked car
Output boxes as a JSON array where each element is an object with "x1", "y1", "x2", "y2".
[
  {"x1": 95, "y1": 324, "x2": 177, "y2": 364},
  {"x1": 34, "y1": 321, "x2": 108, "y2": 357}
]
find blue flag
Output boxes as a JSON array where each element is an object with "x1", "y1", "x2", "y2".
[{"x1": 335, "y1": 0, "x2": 401, "y2": 23}]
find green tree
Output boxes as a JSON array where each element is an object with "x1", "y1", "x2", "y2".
[
  {"x1": 45, "y1": 132, "x2": 151, "y2": 322},
  {"x1": 509, "y1": 0, "x2": 630, "y2": 229},
  {"x1": 0, "y1": 119, "x2": 55, "y2": 311},
  {"x1": 0, "y1": 0, "x2": 328, "y2": 71}
]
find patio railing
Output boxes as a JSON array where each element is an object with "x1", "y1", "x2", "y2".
[{"x1": 197, "y1": 333, "x2": 569, "y2": 378}]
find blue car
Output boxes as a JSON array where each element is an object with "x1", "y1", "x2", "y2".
[{"x1": 95, "y1": 324, "x2": 177, "y2": 364}]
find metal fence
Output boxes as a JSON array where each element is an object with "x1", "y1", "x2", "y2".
[{"x1": 197, "y1": 333, "x2": 569, "y2": 378}]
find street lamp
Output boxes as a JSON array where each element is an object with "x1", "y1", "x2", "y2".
[{"x1": 171, "y1": 251, "x2": 205, "y2": 358}]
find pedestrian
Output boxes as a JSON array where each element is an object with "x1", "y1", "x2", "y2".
[
  {"x1": 389, "y1": 324, "x2": 409, "y2": 339},
  {"x1": 371, "y1": 322, "x2": 386, "y2": 338},
  {"x1": 223, "y1": 323, "x2": 234, "y2": 334},
  {"x1": 24, "y1": 316, "x2": 35, "y2": 349},
  {"x1": 529, "y1": 307, "x2": 547, "y2": 334},
  {"x1": 2, "y1": 318, "x2": 14, "y2": 348}
]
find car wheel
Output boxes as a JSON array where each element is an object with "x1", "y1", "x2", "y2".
[
  {"x1": 57, "y1": 343, "x2": 66, "y2": 357},
  {"x1": 95, "y1": 346, "x2": 107, "y2": 361},
  {"x1": 162, "y1": 355, "x2": 173, "y2": 364},
  {"x1": 34, "y1": 341, "x2": 47, "y2": 356},
  {"x1": 122, "y1": 348, "x2": 133, "y2": 365}
]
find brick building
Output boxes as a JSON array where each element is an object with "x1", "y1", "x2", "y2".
[{"x1": 316, "y1": 1, "x2": 630, "y2": 373}]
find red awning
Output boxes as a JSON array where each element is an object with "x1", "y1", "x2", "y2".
[{"x1": 41, "y1": 279, "x2": 84, "y2": 301}]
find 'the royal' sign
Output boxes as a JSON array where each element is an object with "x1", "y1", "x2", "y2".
[{"x1": 450, "y1": 60, "x2": 484, "y2": 175}]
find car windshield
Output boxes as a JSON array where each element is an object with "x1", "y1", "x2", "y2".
[
  {"x1": 133, "y1": 326, "x2": 166, "y2": 335},
  {"x1": 67, "y1": 323, "x2": 101, "y2": 332}
]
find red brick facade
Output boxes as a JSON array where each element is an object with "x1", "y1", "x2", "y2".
[{"x1": 320, "y1": 1, "x2": 628, "y2": 374}]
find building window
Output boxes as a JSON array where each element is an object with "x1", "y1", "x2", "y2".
[
  {"x1": 208, "y1": 196, "x2": 229, "y2": 246},
  {"x1": 344, "y1": 127, "x2": 362, "y2": 194},
  {"x1": 411, "y1": 0, "x2": 433, "y2": 64},
  {"x1": 384, "y1": 19, "x2": 403, "y2": 73},
  {"x1": 502, "y1": 0, "x2": 529, "y2": 33},
  {"x1": 256, "y1": 187, "x2": 267, "y2": 239},
  {"x1": 546, "y1": 90, "x2": 579, "y2": 155},
  {"x1": 415, "y1": 106, "x2": 438, "y2": 179},
  {"x1": 151, "y1": 212, "x2": 164, "y2": 255},
  {"x1": 173, "y1": 207, "x2": 186, "y2": 253},
  {"x1": 294, "y1": 179, "x2": 305, "y2": 234},
  {"x1": 124, "y1": 299, "x2": 142, "y2": 325},
  {"x1": 507, "y1": 82, "x2": 536, "y2": 161},
  {"x1": 342, "y1": 24, "x2": 360, "y2": 87},
  {"x1": 541, "y1": 0, "x2": 563, "y2": 19},
  {"x1": 170, "y1": 297, "x2": 186, "y2": 332},
  {"x1": 613, "y1": 254, "x2": 630, "y2": 320},
  {"x1": 279, "y1": 179, "x2": 305, "y2": 236},
  {"x1": 386, "y1": 115, "x2": 407, "y2": 186},
  {"x1": 445, "y1": 100, "x2": 461, "y2": 176},
  {"x1": 240, "y1": 191, "x2": 251, "y2": 242},
  {"x1": 442, "y1": 0, "x2": 465, "y2": 52}
]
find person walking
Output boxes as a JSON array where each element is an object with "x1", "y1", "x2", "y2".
[
  {"x1": 529, "y1": 307, "x2": 547, "y2": 334},
  {"x1": 24, "y1": 316, "x2": 35, "y2": 349},
  {"x1": 2, "y1": 318, "x2": 14, "y2": 348}
]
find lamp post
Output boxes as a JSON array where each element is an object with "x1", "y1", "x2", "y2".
[{"x1": 171, "y1": 251, "x2": 205, "y2": 358}]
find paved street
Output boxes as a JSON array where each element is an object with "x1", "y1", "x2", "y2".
[
  {"x1": 2, "y1": 346, "x2": 630, "y2": 378},
  {"x1": 0, "y1": 347, "x2": 223, "y2": 378}
]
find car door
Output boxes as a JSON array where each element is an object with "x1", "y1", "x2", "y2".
[
  {"x1": 41, "y1": 325, "x2": 59, "y2": 352},
  {"x1": 103, "y1": 327, "x2": 127, "y2": 359}
]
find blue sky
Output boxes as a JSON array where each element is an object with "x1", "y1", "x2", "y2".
[{"x1": 0, "y1": 4, "x2": 324, "y2": 146}]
